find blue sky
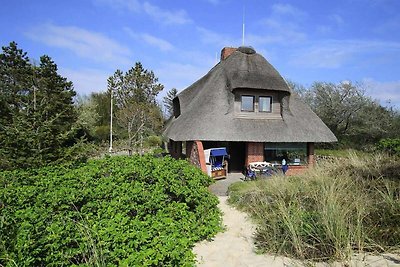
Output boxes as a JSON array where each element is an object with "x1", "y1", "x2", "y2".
[{"x1": 1, "y1": 0, "x2": 400, "y2": 108}]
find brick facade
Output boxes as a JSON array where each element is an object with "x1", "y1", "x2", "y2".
[
  {"x1": 307, "y1": 142, "x2": 315, "y2": 167},
  {"x1": 221, "y1": 47, "x2": 236, "y2": 60},
  {"x1": 172, "y1": 140, "x2": 315, "y2": 177},
  {"x1": 186, "y1": 140, "x2": 207, "y2": 174},
  {"x1": 245, "y1": 142, "x2": 264, "y2": 166},
  {"x1": 286, "y1": 165, "x2": 308, "y2": 176}
]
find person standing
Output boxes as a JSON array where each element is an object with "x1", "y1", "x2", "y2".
[{"x1": 282, "y1": 159, "x2": 289, "y2": 175}]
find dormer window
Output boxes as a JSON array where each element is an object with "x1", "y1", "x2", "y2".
[
  {"x1": 235, "y1": 89, "x2": 281, "y2": 119},
  {"x1": 241, "y1": 95, "x2": 254, "y2": 112},
  {"x1": 241, "y1": 95, "x2": 272, "y2": 113},
  {"x1": 259, "y1": 96, "x2": 272, "y2": 112}
]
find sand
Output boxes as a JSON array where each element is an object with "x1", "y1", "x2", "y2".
[
  {"x1": 193, "y1": 196, "x2": 400, "y2": 267},
  {"x1": 193, "y1": 196, "x2": 297, "y2": 267}
]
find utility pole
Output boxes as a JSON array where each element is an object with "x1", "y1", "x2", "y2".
[{"x1": 109, "y1": 88, "x2": 113, "y2": 153}]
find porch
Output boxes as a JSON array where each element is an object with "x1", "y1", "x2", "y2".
[{"x1": 169, "y1": 140, "x2": 314, "y2": 176}]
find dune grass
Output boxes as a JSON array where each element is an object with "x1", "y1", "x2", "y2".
[{"x1": 228, "y1": 152, "x2": 400, "y2": 262}]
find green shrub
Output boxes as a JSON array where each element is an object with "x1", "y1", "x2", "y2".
[
  {"x1": 145, "y1": 135, "x2": 162, "y2": 148},
  {"x1": 377, "y1": 138, "x2": 400, "y2": 156},
  {"x1": 0, "y1": 155, "x2": 222, "y2": 266},
  {"x1": 94, "y1": 125, "x2": 111, "y2": 142},
  {"x1": 228, "y1": 153, "x2": 400, "y2": 262}
]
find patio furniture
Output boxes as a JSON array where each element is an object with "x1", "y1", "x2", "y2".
[
  {"x1": 204, "y1": 147, "x2": 229, "y2": 179},
  {"x1": 244, "y1": 165, "x2": 256, "y2": 181},
  {"x1": 247, "y1": 161, "x2": 279, "y2": 179}
]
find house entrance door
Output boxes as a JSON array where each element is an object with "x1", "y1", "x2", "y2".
[{"x1": 228, "y1": 142, "x2": 246, "y2": 173}]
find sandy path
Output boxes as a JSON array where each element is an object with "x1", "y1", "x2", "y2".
[{"x1": 193, "y1": 196, "x2": 295, "y2": 267}]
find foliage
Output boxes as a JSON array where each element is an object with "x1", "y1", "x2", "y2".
[
  {"x1": 91, "y1": 91, "x2": 111, "y2": 127},
  {"x1": 145, "y1": 135, "x2": 162, "y2": 148},
  {"x1": 75, "y1": 95, "x2": 100, "y2": 139},
  {"x1": 0, "y1": 155, "x2": 222, "y2": 266},
  {"x1": 291, "y1": 80, "x2": 400, "y2": 149},
  {"x1": 0, "y1": 42, "x2": 78, "y2": 170},
  {"x1": 228, "y1": 152, "x2": 400, "y2": 262},
  {"x1": 94, "y1": 125, "x2": 111, "y2": 142},
  {"x1": 315, "y1": 149, "x2": 367, "y2": 158},
  {"x1": 108, "y1": 63, "x2": 164, "y2": 152},
  {"x1": 163, "y1": 88, "x2": 178, "y2": 119},
  {"x1": 377, "y1": 138, "x2": 400, "y2": 156},
  {"x1": 308, "y1": 82, "x2": 369, "y2": 137}
]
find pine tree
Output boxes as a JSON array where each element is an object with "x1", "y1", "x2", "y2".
[
  {"x1": 0, "y1": 42, "x2": 77, "y2": 169},
  {"x1": 163, "y1": 88, "x2": 178, "y2": 118},
  {"x1": 31, "y1": 55, "x2": 77, "y2": 161},
  {"x1": 0, "y1": 42, "x2": 33, "y2": 169}
]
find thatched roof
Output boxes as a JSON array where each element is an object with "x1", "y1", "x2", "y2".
[{"x1": 164, "y1": 47, "x2": 337, "y2": 143}]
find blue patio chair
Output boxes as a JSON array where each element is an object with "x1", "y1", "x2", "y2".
[{"x1": 244, "y1": 166, "x2": 256, "y2": 181}]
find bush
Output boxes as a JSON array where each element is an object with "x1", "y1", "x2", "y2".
[
  {"x1": 145, "y1": 135, "x2": 162, "y2": 148},
  {"x1": 228, "y1": 153, "x2": 400, "y2": 262},
  {"x1": 94, "y1": 125, "x2": 110, "y2": 142},
  {"x1": 0, "y1": 155, "x2": 222, "y2": 266},
  {"x1": 377, "y1": 138, "x2": 400, "y2": 156}
]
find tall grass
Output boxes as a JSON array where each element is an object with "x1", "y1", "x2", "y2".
[{"x1": 228, "y1": 152, "x2": 400, "y2": 262}]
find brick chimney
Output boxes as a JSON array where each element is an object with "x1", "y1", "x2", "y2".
[{"x1": 220, "y1": 47, "x2": 237, "y2": 61}]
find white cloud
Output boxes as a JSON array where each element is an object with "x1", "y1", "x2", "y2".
[
  {"x1": 156, "y1": 62, "x2": 212, "y2": 93},
  {"x1": 142, "y1": 2, "x2": 192, "y2": 25},
  {"x1": 254, "y1": 4, "x2": 308, "y2": 45},
  {"x1": 290, "y1": 40, "x2": 400, "y2": 68},
  {"x1": 26, "y1": 23, "x2": 132, "y2": 65},
  {"x1": 255, "y1": 18, "x2": 307, "y2": 44},
  {"x1": 316, "y1": 25, "x2": 333, "y2": 34},
  {"x1": 92, "y1": 0, "x2": 140, "y2": 12},
  {"x1": 93, "y1": 0, "x2": 191, "y2": 25},
  {"x1": 363, "y1": 78, "x2": 400, "y2": 107},
  {"x1": 315, "y1": 14, "x2": 344, "y2": 35},
  {"x1": 60, "y1": 68, "x2": 109, "y2": 96},
  {"x1": 124, "y1": 28, "x2": 174, "y2": 51},
  {"x1": 196, "y1": 27, "x2": 239, "y2": 47},
  {"x1": 373, "y1": 15, "x2": 400, "y2": 34},
  {"x1": 329, "y1": 14, "x2": 344, "y2": 25},
  {"x1": 271, "y1": 3, "x2": 307, "y2": 18},
  {"x1": 203, "y1": 0, "x2": 221, "y2": 4},
  {"x1": 141, "y1": 33, "x2": 174, "y2": 51},
  {"x1": 178, "y1": 49, "x2": 217, "y2": 66}
]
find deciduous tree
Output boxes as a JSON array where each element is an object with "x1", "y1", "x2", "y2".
[
  {"x1": 107, "y1": 62, "x2": 164, "y2": 153},
  {"x1": 296, "y1": 80, "x2": 399, "y2": 148}
]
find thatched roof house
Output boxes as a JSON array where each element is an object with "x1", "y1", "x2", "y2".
[{"x1": 164, "y1": 46, "x2": 336, "y2": 175}]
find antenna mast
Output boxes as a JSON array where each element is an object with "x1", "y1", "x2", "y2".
[{"x1": 242, "y1": 6, "x2": 245, "y2": 46}]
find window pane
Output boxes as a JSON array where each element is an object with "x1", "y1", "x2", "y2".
[
  {"x1": 241, "y1": 96, "x2": 254, "y2": 111},
  {"x1": 259, "y1": 96, "x2": 271, "y2": 112},
  {"x1": 264, "y1": 143, "x2": 307, "y2": 165}
]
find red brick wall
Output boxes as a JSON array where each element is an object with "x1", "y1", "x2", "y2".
[
  {"x1": 307, "y1": 142, "x2": 315, "y2": 167},
  {"x1": 245, "y1": 142, "x2": 264, "y2": 166},
  {"x1": 221, "y1": 47, "x2": 237, "y2": 60},
  {"x1": 286, "y1": 165, "x2": 308, "y2": 176},
  {"x1": 186, "y1": 140, "x2": 207, "y2": 174},
  {"x1": 186, "y1": 141, "x2": 195, "y2": 162},
  {"x1": 285, "y1": 143, "x2": 314, "y2": 175}
]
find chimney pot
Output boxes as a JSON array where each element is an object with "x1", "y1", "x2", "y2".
[{"x1": 220, "y1": 47, "x2": 237, "y2": 61}]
